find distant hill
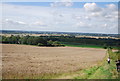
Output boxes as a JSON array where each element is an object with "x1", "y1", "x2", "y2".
[{"x1": 0, "y1": 30, "x2": 119, "y2": 38}]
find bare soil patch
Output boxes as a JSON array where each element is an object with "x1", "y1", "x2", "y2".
[{"x1": 1, "y1": 44, "x2": 106, "y2": 79}]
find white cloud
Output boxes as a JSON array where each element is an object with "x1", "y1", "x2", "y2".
[
  {"x1": 85, "y1": 16, "x2": 91, "y2": 20},
  {"x1": 106, "y1": 4, "x2": 117, "y2": 11},
  {"x1": 76, "y1": 21, "x2": 91, "y2": 27},
  {"x1": 50, "y1": 0, "x2": 73, "y2": 7},
  {"x1": 103, "y1": 23, "x2": 108, "y2": 28},
  {"x1": 1, "y1": 2, "x2": 118, "y2": 34},
  {"x1": 83, "y1": 3, "x2": 106, "y2": 21},
  {"x1": 83, "y1": 3, "x2": 118, "y2": 24},
  {"x1": 84, "y1": 3, "x2": 101, "y2": 12},
  {"x1": 2, "y1": 19, "x2": 28, "y2": 30},
  {"x1": 90, "y1": 12, "x2": 105, "y2": 17},
  {"x1": 5, "y1": 19, "x2": 26, "y2": 25},
  {"x1": 75, "y1": 16, "x2": 81, "y2": 20},
  {"x1": 32, "y1": 21, "x2": 47, "y2": 26}
]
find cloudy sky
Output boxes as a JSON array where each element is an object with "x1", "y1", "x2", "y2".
[{"x1": 1, "y1": 1, "x2": 118, "y2": 34}]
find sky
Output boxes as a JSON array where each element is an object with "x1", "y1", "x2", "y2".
[{"x1": 1, "y1": 0, "x2": 119, "y2": 34}]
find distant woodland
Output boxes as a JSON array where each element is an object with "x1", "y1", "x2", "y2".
[{"x1": 1, "y1": 35, "x2": 120, "y2": 48}]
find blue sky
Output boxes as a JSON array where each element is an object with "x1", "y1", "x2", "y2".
[
  {"x1": 4, "y1": 2, "x2": 118, "y2": 8},
  {"x1": 1, "y1": 1, "x2": 119, "y2": 34},
  {"x1": 2, "y1": 0, "x2": 120, "y2": 2}
]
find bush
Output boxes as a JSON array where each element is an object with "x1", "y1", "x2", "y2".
[
  {"x1": 103, "y1": 46, "x2": 107, "y2": 49},
  {"x1": 38, "y1": 43, "x2": 44, "y2": 46}
]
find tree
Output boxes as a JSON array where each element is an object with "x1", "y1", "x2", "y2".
[
  {"x1": 47, "y1": 40, "x2": 53, "y2": 46},
  {"x1": 38, "y1": 43, "x2": 44, "y2": 46},
  {"x1": 103, "y1": 44, "x2": 107, "y2": 49},
  {"x1": 20, "y1": 37, "x2": 28, "y2": 44},
  {"x1": 27, "y1": 36, "x2": 34, "y2": 45}
]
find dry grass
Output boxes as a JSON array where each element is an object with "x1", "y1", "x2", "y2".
[{"x1": 1, "y1": 44, "x2": 106, "y2": 79}]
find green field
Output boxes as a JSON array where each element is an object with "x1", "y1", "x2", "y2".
[
  {"x1": 65, "y1": 44, "x2": 103, "y2": 48},
  {"x1": 61, "y1": 42, "x2": 119, "y2": 49},
  {"x1": 61, "y1": 42, "x2": 104, "y2": 48}
]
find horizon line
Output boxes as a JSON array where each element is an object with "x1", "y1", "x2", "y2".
[{"x1": 0, "y1": 29, "x2": 119, "y2": 35}]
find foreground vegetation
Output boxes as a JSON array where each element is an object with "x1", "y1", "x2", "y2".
[
  {"x1": 53, "y1": 48, "x2": 120, "y2": 79},
  {"x1": 74, "y1": 49, "x2": 120, "y2": 79}
]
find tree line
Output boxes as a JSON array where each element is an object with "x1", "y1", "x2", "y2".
[
  {"x1": 1, "y1": 35, "x2": 65, "y2": 47},
  {"x1": 0, "y1": 35, "x2": 120, "y2": 48}
]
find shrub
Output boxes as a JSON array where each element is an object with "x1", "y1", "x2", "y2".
[{"x1": 38, "y1": 43, "x2": 44, "y2": 46}]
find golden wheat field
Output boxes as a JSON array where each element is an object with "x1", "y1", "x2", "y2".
[{"x1": 1, "y1": 44, "x2": 106, "y2": 79}]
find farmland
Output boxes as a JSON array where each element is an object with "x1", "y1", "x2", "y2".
[{"x1": 2, "y1": 44, "x2": 106, "y2": 79}]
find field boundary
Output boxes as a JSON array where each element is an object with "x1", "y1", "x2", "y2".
[
  {"x1": 52, "y1": 51, "x2": 107, "y2": 79},
  {"x1": 53, "y1": 49, "x2": 119, "y2": 79},
  {"x1": 74, "y1": 49, "x2": 119, "y2": 79}
]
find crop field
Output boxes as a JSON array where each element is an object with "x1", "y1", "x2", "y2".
[{"x1": 1, "y1": 44, "x2": 106, "y2": 79}]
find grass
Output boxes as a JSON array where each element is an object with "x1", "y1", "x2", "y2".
[
  {"x1": 65, "y1": 44, "x2": 103, "y2": 48},
  {"x1": 53, "y1": 48, "x2": 119, "y2": 79},
  {"x1": 51, "y1": 48, "x2": 119, "y2": 79},
  {"x1": 88, "y1": 60, "x2": 118, "y2": 79},
  {"x1": 74, "y1": 66, "x2": 99, "y2": 79},
  {"x1": 60, "y1": 42, "x2": 103, "y2": 48},
  {"x1": 61, "y1": 42, "x2": 119, "y2": 49},
  {"x1": 74, "y1": 49, "x2": 119, "y2": 79}
]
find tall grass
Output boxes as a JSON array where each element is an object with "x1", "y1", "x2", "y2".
[
  {"x1": 74, "y1": 49, "x2": 119, "y2": 79},
  {"x1": 108, "y1": 48, "x2": 119, "y2": 61}
]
